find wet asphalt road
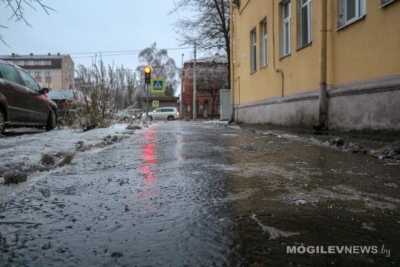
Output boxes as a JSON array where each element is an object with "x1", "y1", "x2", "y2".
[{"x1": 0, "y1": 121, "x2": 399, "y2": 267}]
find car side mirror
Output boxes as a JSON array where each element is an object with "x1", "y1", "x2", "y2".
[{"x1": 41, "y1": 88, "x2": 50, "y2": 94}]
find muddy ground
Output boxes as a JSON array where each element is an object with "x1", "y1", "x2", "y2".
[
  {"x1": 0, "y1": 121, "x2": 399, "y2": 266},
  {"x1": 219, "y1": 126, "x2": 399, "y2": 266}
]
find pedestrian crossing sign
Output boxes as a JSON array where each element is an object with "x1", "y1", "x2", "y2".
[{"x1": 150, "y1": 78, "x2": 165, "y2": 93}]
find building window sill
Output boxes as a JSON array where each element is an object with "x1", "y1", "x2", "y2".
[
  {"x1": 380, "y1": 0, "x2": 398, "y2": 8},
  {"x1": 336, "y1": 15, "x2": 366, "y2": 31},
  {"x1": 279, "y1": 53, "x2": 291, "y2": 61},
  {"x1": 296, "y1": 42, "x2": 312, "y2": 52}
]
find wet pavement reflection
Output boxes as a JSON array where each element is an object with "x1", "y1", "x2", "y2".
[{"x1": 0, "y1": 121, "x2": 399, "y2": 266}]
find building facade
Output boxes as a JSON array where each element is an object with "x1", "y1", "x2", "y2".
[
  {"x1": 181, "y1": 54, "x2": 228, "y2": 119},
  {"x1": 0, "y1": 53, "x2": 75, "y2": 90},
  {"x1": 230, "y1": 0, "x2": 400, "y2": 131}
]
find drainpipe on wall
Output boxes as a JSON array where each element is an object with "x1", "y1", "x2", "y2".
[
  {"x1": 229, "y1": 2, "x2": 236, "y2": 123},
  {"x1": 314, "y1": 0, "x2": 328, "y2": 131},
  {"x1": 272, "y1": 0, "x2": 285, "y2": 97}
]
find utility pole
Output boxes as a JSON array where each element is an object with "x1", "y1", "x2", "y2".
[
  {"x1": 146, "y1": 84, "x2": 149, "y2": 117},
  {"x1": 180, "y1": 53, "x2": 184, "y2": 120},
  {"x1": 193, "y1": 42, "x2": 197, "y2": 121}
]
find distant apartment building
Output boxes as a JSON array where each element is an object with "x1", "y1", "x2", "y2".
[
  {"x1": 0, "y1": 53, "x2": 74, "y2": 90},
  {"x1": 230, "y1": 0, "x2": 400, "y2": 131}
]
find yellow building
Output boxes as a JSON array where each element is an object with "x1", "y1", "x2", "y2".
[{"x1": 230, "y1": 0, "x2": 400, "y2": 131}]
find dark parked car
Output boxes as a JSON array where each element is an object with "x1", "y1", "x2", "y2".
[{"x1": 0, "y1": 60, "x2": 58, "y2": 134}]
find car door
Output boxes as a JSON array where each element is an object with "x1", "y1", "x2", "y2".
[
  {"x1": 17, "y1": 68, "x2": 49, "y2": 123},
  {"x1": 157, "y1": 108, "x2": 168, "y2": 120},
  {"x1": 152, "y1": 108, "x2": 161, "y2": 120},
  {"x1": 0, "y1": 62, "x2": 31, "y2": 122}
]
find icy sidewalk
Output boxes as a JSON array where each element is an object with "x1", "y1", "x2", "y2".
[{"x1": 0, "y1": 123, "x2": 145, "y2": 204}]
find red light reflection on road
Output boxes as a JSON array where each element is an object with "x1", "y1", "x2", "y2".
[{"x1": 141, "y1": 128, "x2": 157, "y2": 187}]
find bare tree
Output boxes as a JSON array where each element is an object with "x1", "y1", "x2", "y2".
[
  {"x1": 74, "y1": 61, "x2": 138, "y2": 130},
  {"x1": 164, "y1": 84, "x2": 174, "y2": 97},
  {"x1": 196, "y1": 59, "x2": 228, "y2": 119},
  {"x1": 135, "y1": 42, "x2": 180, "y2": 97},
  {"x1": 1, "y1": 0, "x2": 55, "y2": 46},
  {"x1": 171, "y1": 0, "x2": 231, "y2": 88}
]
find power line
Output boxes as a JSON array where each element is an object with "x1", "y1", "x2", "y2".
[{"x1": 68, "y1": 47, "x2": 191, "y2": 56}]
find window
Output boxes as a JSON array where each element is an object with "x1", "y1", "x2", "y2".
[
  {"x1": 18, "y1": 69, "x2": 40, "y2": 91},
  {"x1": 45, "y1": 60, "x2": 52, "y2": 66},
  {"x1": 45, "y1": 71, "x2": 52, "y2": 78},
  {"x1": 260, "y1": 19, "x2": 268, "y2": 67},
  {"x1": 298, "y1": 0, "x2": 312, "y2": 48},
  {"x1": 34, "y1": 61, "x2": 39, "y2": 66},
  {"x1": 0, "y1": 63, "x2": 22, "y2": 84},
  {"x1": 281, "y1": 1, "x2": 291, "y2": 57},
  {"x1": 35, "y1": 71, "x2": 41, "y2": 78},
  {"x1": 338, "y1": 0, "x2": 366, "y2": 28},
  {"x1": 250, "y1": 28, "x2": 257, "y2": 73},
  {"x1": 24, "y1": 60, "x2": 29, "y2": 66}
]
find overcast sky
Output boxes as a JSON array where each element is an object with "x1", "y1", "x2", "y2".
[{"x1": 1, "y1": 0, "x2": 198, "y2": 71}]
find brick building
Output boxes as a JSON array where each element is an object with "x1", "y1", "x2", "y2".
[{"x1": 180, "y1": 54, "x2": 228, "y2": 120}]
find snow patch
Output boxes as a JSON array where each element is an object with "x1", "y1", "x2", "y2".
[
  {"x1": 0, "y1": 123, "x2": 143, "y2": 204},
  {"x1": 250, "y1": 214, "x2": 299, "y2": 240}
]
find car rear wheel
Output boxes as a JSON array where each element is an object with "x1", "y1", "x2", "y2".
[
  {"x1": 124, "y1": 117, "x2": 130, "y2": 123},
  {"x1": 167, "y1": 116, "x2": 174, "y2": 121},
  {"x1": 0, "y1": 109, "x2": 5, "y2": 134},
  {"x1": 45, "y1": 109, "x2": 56, "y2": 131}
]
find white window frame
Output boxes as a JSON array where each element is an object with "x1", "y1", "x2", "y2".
[
  {"x1": 260, "y1": 19, "x2": 268, "y2": 68},
  {"x1": 250, "y1": 28, "x2": 257, "y2": 73},
  {"x1": 45, "y1": 71, "x2": 52, "y2": 78},
  {"x1": 380, "y1": 0, "x2": 398, "y2": 8},
  {"x1": 282, "y1": 1, "x2": 291, "y2": 57},
  {"x1": 299, "y1": 0, "x2": 312, "y2": 47},
  {"x1": 337, "y1": 0, "x2": 366, "y2": 29},
  {"x1": 35, "y1": 71, "x2": 41, "y2": 78}
]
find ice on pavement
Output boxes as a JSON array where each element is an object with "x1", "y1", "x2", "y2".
[{"x1": 0, "y1": 123, "x2": 141, "y2": 204}]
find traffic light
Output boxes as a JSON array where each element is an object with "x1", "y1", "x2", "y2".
[{"x1": 144, "y1": 66, "x2": 151, "y2": 84}]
